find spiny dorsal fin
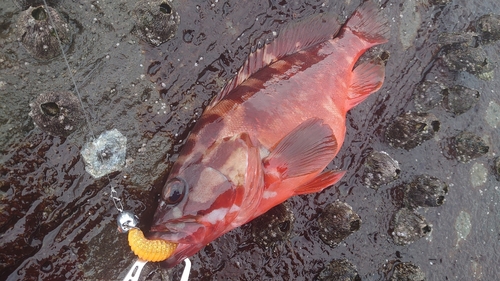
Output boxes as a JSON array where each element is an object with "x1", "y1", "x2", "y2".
[{"x1": 208, "y1": 13, "x2": 341, "y2": 109}]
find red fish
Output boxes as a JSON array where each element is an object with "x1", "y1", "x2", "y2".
[{"x1": 151, "y1": 1, "x2": 389, "y2": 267}]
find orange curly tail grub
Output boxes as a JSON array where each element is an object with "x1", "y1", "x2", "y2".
[{"x1": 128, "y1": 228, "x2": 178, "y2": 262}]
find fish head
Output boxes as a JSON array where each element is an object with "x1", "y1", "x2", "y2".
[{"x1": 150, "y1": 133, "x2": 263, "y2": 267}]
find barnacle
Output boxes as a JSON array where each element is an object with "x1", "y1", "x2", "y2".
[
  {"x1": 16, "y1": 5, "x2": 71, "y2": 60},
  {"x1": 128, "y1": 228, "x2": 177, "y2": 262},
  {"x1": 132, "y1": 0, "x2": 180, "y2": 46}
]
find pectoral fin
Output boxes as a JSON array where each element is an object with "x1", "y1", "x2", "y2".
[
  {"x1": 263, "y1": 118, "x2": 337, "y2": 180},
  {"x1": 294, "y1": 170, "x2": 345, "y2": 195}
]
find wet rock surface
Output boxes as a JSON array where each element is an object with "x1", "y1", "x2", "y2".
[
  {"x1": 317, "y1": 259, "x2": 360, "y2": 281},
  {"x1": 448, "y1": 131, "x2": 489, "y2": 162},
  {"x1": 132, "y1": 0, "x2": 180, "y2": 46},
  {"x1": 390, "y1": 262, "x2": 426, "y2": 281},
  {"x1": 403, "y1": 175, "x2": 448, "y2": 209},
  {"x1": 16, "y1": 5, "x2": 71, "y2": 60},
  {"x1": 363, "y1": 150, "x2": 400, "y2": 189},
  {"x1": 251, "y1": 202, "x2": 294, "y2": 248},
  {"x1": 442, "y1": 85, "x2": 480, "y2": 115},
  {"x1": 385, "y1": 112, "x2": 440, "y2": 150},
  {"x1": 317, "y1": 201, "x2": 361, "y2": 248},
  {"x1": 29, "y1": 91, "x2": 83, "y2": 136},
  {"x1": 390, "y1": 208, "x2": 432, "y2": 246},
  {"x1": 1, "y1": 0, "x2": 500, "y2": 280}
]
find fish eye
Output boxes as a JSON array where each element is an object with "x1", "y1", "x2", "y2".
[{"x1": 162, "y1": 177, "x2": 187, "y2": 205}]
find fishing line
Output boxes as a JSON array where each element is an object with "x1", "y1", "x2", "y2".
[
  {"x1": 41, "y1": 0, "x2": 124, "y2": 218},
  {"x1": 41, "y1": 1, "x2": 191, "y2": 280}
]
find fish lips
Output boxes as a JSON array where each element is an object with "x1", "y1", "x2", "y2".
[{"x1": 148, "y1": 229, "x2": 206, "y2": 268}]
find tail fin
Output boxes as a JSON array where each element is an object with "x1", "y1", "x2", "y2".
[{"x1": 346, "y1": 1, "x2": 390, "y2": 44}]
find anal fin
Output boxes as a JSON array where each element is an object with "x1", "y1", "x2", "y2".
[
  {"x1": 346, "y1": 60, "x2": 385, "y2": 110},
  {"x1": 263, "y1": 118, "x2": 337, "y2": 180},
  {"x1": 294, "y1": 170, "x2": 345, "y2": 195}
]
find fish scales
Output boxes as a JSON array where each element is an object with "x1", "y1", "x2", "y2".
[{"x1": 149, "y1": 1, "x2": 389, "y2": 267}]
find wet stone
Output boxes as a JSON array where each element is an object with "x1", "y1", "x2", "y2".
[
  {"x1": 442, "y1": 85, "x2": 480, "y2": 115},
  {"x1": 404, "y1": 175, "x2": 448, "y2": 208},
  {"x1": 455, "y1": 211, "x2": 471, "y2": 246},
  {"x1": 251, "y1": 202, "x2": 294, "y2": 248},
  {"x1": 475, "y1": 14, "x2": 500, "y2": 44},
  {"x1": 449, "y1": 131, "x2": 489, "y2": 162},
  {"x1": 390, "y1": 262, "x2": 426, "y2": 281},
  {"x1": 16, "y1": 5, "x2": 71, "y2": 60},
  {"x1": 470, "y1": 162, "x2": 488, "y2": 187},
  {"x1": 317, "y1": 201, "x2": 361, "y2": 248},
  {"x1": 363, "y1": 151, "x2": 400, "y2": 189},
  {"x1": 441, "y1": 44, "x2": 494, "y2": 80},
  {"x1": 390, "y1": 208, "x2": 432, "y2": 246},
  {"x1": 485, "y1": 100, "x2": 500, "y2": 128},
  {"x1": 413, "y1": 81, "x2": 445, "y2": 113},
  {"x1": 317, "y1": 259, "x2": 361, "y2": 281},
  {"x1": 29, "y1": 91, "x2": 83, "y2": 137},
  {"x1": 132, "y1": 0, "x2": 180, "y2": 46},
  {"x1": 385, "y1": 112, "x2": 440, "y2": 150},
  {"x1": 81, "y1": 129, "x2": 127, "y2": 179}
]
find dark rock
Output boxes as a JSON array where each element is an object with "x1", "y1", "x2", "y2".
[
  {"x1": 317, "y1": 201, "x2": 361, "y2": 248},
  {"x1": 475, "y1": 14, "x2": 500, "y2": 44},
  {"x1": 404, "y1": 175, "x2": 448, "y2": 208},
  {"x1": 363, "y1": 151, "x2": 400, "y2": 189},
  {"x1": 442, "y1": 85, "x2": 480, "y2": 115},
  {"x1": 251, "y1": 202, "x2": 294, "y2": 248},
  {"x1": 16, "y1": 5, "x2": 71, "y2": 60},
  {"x1": 390, "y1": 208, "x2": 431, "y2": 245},
  {"x1": 385, "y1": 112, "x2": 440, "y2": 150},
  {"x1": 390, "y1": 262, "x2": 426, "y2": 281},
  {"x1": 317, "y1": 259, "x2": 361, "y2": 281},
  {"x1": 29, "y1": 91, "x2": 83, "y2": 136},
  {"x1": 449, "y1": 131, "x2": 489, "y2": 162},
  {"x1": 132, "y1": 0, "x2": 180, "y2": 46},
  {"x1": 413, "y1": 81, "x2": 445, "y2": 113}
]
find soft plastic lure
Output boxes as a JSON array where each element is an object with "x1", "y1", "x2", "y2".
[{"x1": 128, "y1": 228, "x2": 178, "y2": 262}]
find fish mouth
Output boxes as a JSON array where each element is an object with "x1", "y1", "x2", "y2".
[{"x1": 148, "y1": 231, "x2": 204, "y2": 268}]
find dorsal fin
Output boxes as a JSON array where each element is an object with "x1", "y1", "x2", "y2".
[{"x1": 208, "y1": 13, "x2": 341, "y2": 109}]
